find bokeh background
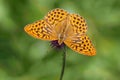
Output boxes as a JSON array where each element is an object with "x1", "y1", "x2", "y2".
[{"x1": 0, "y1": 0, "x2": 120, "y2": 80}]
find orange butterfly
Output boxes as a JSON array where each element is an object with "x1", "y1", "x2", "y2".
[{"x1": 24, "y1": 8, "x2": 96, "y2": 56}]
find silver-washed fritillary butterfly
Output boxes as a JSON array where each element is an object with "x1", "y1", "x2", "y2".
[{"x1": 24, "y1": 8, "x2": 96, "y2": 56}]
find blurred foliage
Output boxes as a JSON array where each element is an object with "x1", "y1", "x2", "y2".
[{"x1": 0, "y1": 0, "x2": 120, "y2": 80}]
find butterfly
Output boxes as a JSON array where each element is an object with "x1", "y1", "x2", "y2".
[{"x1": 24, "y1": 8, "x2": 96, "y2": 56}]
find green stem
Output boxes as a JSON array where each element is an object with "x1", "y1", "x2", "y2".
[{"x1": 60, "y1": 46, "x2": 66, "y2": 80}]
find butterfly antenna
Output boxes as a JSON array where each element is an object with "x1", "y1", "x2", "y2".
[{"x1": 60, "y1": 46, "x2": 66, "y2": 80}]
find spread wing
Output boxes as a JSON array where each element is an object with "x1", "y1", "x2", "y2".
[
  {"x1": 24, "y1": 8, "x2": 69, "y2": 40},
  {"x1": 64, "y1": 14, "x2": 96, "y2": 56},
  {"x1": 45, "y1": 8, "x2": 69, "y2": 34},
  {"x1": 68, "y1": 14, "x2": 87, "y2": 34},
  {"x1": 24, "y1": 20, "x2": 57, "y2": 40},
  {"x1": 64, "y1": 34, "x2": 96, "y2": 56}
]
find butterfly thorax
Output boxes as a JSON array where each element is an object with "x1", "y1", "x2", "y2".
[{"x1": 57, "y1": 18, "x2": 68, "y2": 45}]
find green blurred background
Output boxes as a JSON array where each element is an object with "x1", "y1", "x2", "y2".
[{"x1": 0, "y1": 0, "x2": 120, "y2": 80}]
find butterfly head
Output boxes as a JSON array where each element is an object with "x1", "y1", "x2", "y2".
[{"x1": 58, "y1": 37, "x2": 64, "y2": 45}]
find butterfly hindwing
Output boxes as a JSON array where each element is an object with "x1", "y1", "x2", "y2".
[
  {"x1": 45, "y1": 8, "x2": 69, "y2": 26},
  {"x1": 68, "y1": 14, "x2": 87, "y2": 34}
]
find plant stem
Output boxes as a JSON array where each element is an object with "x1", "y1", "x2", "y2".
[{"x1": 60, "y1": 46, "x2": 66, "y2": 80}]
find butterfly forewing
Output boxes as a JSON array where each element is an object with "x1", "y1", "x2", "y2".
[
  {"x1": 64, "y1": 34, "x2": 96, "y2": 56},
  {"x1": 24, "y1": 20, "x2": 57, "y2": 40}
]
